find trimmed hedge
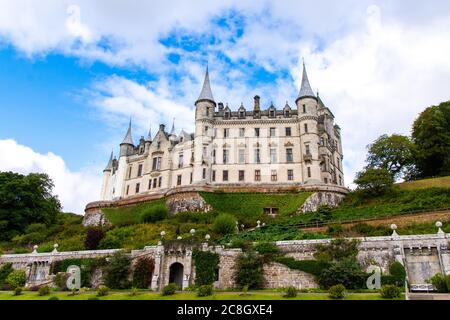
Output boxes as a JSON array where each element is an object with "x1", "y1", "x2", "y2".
[{"x1": 273, "y1": 256, "x2": 330, "y2": 276}]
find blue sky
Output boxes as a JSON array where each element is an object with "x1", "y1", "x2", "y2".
[{"x1": 0, "y1": 0, "x2": 450, "y2": 214}]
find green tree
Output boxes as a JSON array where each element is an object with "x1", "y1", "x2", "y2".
[
  {"x1": 212, "y1": 214, "x2": 236, "y2": 235},
  {"x1": 412, "y1": 101, "x2": 450, "y2": 178},
  {"x1": 0, "y1": 172, "x2": 61, "y2": 241},
  {"x1": 366, "y1": 134, "x2": 414, "y2": 179},
  {"x1": 103, "y1": 251, "x2": 131, "y2": 289},
  {"x1": 354, "y1": 167, "x2": 394, "y2": 196}
]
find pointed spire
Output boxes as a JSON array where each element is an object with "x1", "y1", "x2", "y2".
[
  {"x1": 196, "y1": 65, "x2": 215, "y2": 105},
  {"x1": 296, "y1": 61, "x2": 316, "y2": 102},
  {"x1": 121, "y1": 118, "x2": 134, "y2": 145},
  {"x1": 170, "y1": 118, "x2": 176, "y2": 135},
  {"x1": 147, "y1": 124, "x2": 152, "y2": 141},
  {"x1": 104, "y1": 151, "x2": 113, "y2": 172}
]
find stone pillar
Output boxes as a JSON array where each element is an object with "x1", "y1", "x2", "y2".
[{"x1": 151, "y1": 245, "x2": 163, "y2": 291}]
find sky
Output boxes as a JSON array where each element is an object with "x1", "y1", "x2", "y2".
[{"x1": 0, "y1": 0, "x2": 450, "y2": 214}]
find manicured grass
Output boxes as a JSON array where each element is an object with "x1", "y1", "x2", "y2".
[
  {"x1": 0, "y1": 290, "x2": 401, "y2": 300},
  {"x1": 103, "y1": 199, "x2": 166, "y2": 226},
  {"x1": 200, "y1": 192, "x2": 311, "y2": 221},
  {"x1": 398, "y1": 176, "x2": 450, "y2": 190}
]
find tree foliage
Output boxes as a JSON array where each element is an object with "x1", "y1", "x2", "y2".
[
  {"x1": 354, "y1": 167, "x2": 394, "y2": 196},
  {"x1": 0, "y1": 172, "x2": 61, "y2": 241},
  {"x1": 412, "y1": 101, "x2": 450, "y2": 178},
  {"x1": 103, "y1": 251, "x2": 132, "y2": 289},
  {"x1": 366, "y1": 134, "x2": 414, "y2": 179}
]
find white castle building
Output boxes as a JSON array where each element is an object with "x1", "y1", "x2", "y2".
[{"x1": 100, "y1": 64, "x2": 344, "y2": 201}]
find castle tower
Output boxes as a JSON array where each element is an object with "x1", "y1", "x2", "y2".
[
  {"x1": 115, "y1": 120, "x2": 135, "y2": 198},
  {"x1": 193, "y1": 66, "x2": 216, "y2": 183},
  {"x1": 100, "y1": 151, "x2": 113, "y2": 200},
  {"x1": 296, "y1": 62, "x2": 321, "y2": 184}
]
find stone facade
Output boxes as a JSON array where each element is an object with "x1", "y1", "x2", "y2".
[
  {"x1": 165, "y1": 192, "x2": 212, "y2": 215},
  {"x1": 298, "y1": 191, "x2": 346, "y2": 213},
  {"x1": 96, "y1": 64, "x2": 345, "y2": 207},
  {"x1": 2, "y1": 232, "x2": 448, "y2": 292}
]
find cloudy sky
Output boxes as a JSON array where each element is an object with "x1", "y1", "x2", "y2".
[{"x1": 0, "y1": 0, "x2": 449, "y2": 214}]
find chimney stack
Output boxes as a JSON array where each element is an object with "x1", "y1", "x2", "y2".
[{"x1": 254, "y1": 95, "x2": 260, "y2": 111}]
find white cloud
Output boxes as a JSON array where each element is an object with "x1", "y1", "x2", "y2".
[{"x1": 0, "y1": 139, "x2": 101, "y2": 214}]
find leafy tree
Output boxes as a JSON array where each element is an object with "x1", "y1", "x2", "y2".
[
  {"x1": 0, "y1": 172, "x2": 61, "y2": 241},
  {"x1": 84, "y1": 227, "x2": 105, "y2": 250},
  {"x1": 354, "y1": 167, "x2": 394, "y2": 196},
  {"x1": 212, "y1": 214, "x2": 236, "y2": 235},
  {"x1": 366, "y1": 134, "x2": 414, "y2": 179},
  {"x1": 412, "y1": 101, "x2": 450, "y2": 178},
  {"x1": 132, "y1": 256, "x2": 155, "y2": 289},
  {"x1": 103, "y1": 251, "x2": 131, "y2": 289},
  {"x1": 234, "y1": 252, "x2": 264, "y2": 289}
]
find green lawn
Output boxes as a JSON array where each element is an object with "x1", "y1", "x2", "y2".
[
  {"x1": 103, "y1": 199, "x2": 167, "y2": 226},
  {"x1": 398, "y1": 176, "x2": 450, "y2": 190},
  {"x1": 0, "y1": 290, "x2": 401, "y2": 300}
]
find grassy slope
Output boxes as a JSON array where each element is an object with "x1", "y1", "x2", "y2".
[
  {"x1": 398, "y1": 176, "x2": 450, "y2": 190},
  {"x1": 102, "y1": 199, "x2": 166, "y2": 226},
  {"x1": 0, "y1": 290, "x2": 398, "y2": 300}
]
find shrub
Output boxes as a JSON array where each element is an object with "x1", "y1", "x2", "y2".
[
  {"x1": 54, "y1": 273, "x2": 69, "y2": 291},
  {"x1": 192, "y1": 250, "x2": 220, "y2": 286},
  {"x1": 140, "y1": 205, "x2": 168, "y2": 223},
  {"x1": 96, "y1": 285, "x2": 109, "y2": 297},
  {"x1": 197, "y1": 285, "x2": 213, "y2": 297},
  {"x1": 255, "y1": 242, "x2": 279, "y2": 255},
  {"x1": 48, "y1": 296, "x2": 59, "y2": 300},
  {"x1": 132, "y1": 257, "x2": 155, "y2": 289},
  {"x1": 38, "y1": 285, "x2": 51, "y2": 296},
  {"x1": 0, "y1": 263, "x2": 13, "y2": 289},
  {"x1": 84, "y1": 227, "x2": 105, "y2": 250},
  {"x1": 328, "y1": 284, "x2": 346, "y2": 299},
  {"x1": 283, "y1": 287, "x2": 297, "y2": 298},
  {"x1": 212, "y1": 214, "x2": 236, "y2": 236},
  {"x1": 389, "y1": 261, "x2": 406, "y2": 286},
  {"x1": 380, "y1": 285, "x2": 402, "y2": 299},
  {"x1": 430, "y1": 273, "x2": 448, "y2": 293},
  {"x1": 273, "y1": 257, "x2": 329, "y2": 276},
  {"x1": 6, "y1": 270, "x2": 26, "y2": 289},
  {"x1": 234, "y1": 252, "x2": 264, "y2": 289},
  {"x1": 354, "y1": 167, "x2": 394, "y2": 196},
  {"x1": 103, "y1": 251, "x2": 131, "y2": 289},
  {"x1": 317, "y1": 261, "x2": 367, "y2": 289},
  {"x1": 14, "y1": 287, "x2": 22, "y2": 296},
  {"x1": 162, "y1": 283, "x2": 178, "y2": 296}
]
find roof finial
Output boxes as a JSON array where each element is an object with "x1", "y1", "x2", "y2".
[
  {"x1": 147, "y1": 124, "x2": 152, "y2": 141},
  {"x1": 170, "y1": 118, "x2": 176, "y2": 135},
  {"x1": 196, "y1": 65, "x2": 215, "y2": 105}
]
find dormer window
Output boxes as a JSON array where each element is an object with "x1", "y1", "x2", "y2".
[
  {"x1": 269, "y1": 109, "x2": 275, "y2": 118},
  {"x1": 239, "y1": 110, "x2": 245, "y2": 118},
  {"x1": 284, "y1": 110, "x2": 290, "y2": 117},
  {"x1": 224, "y1": 111, "x2": 230, "y2": 119}
]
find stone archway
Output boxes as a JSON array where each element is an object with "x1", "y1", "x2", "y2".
[{"x1": 169, "y1": 262, "x2": 184, "y2": 289}]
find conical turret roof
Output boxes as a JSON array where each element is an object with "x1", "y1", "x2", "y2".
[
  {"x1": 196, "y1": 66, "x2": 215, "y2": 105},
  {"x1": 296, "y1": 62, "x2": 316, "y2": 101},
  {"x1": 104, "y1": 151, "x2": 113, "y2": 172},
  {"x1": 121, "y1": 119, "x2": 134, "y2": 145}
]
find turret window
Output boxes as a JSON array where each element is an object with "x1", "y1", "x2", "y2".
[
  {"x1": 304, "y1": 123, "x2": 308, "y2": 133},
  {"x1": 305, "y1": 144, "x2": 311, "y2": 155},
  {"x1": 137, "y1": 164, "x2": 143, "y2": 177},
  {"x1": 206, "y1": 108, "x2": 210, "y2": 117},
  {"x1": 303, "y1": 104, "x2": 306, "y2": 113}
]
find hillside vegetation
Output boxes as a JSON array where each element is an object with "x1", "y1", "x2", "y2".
[{"x1": 397, "y1": 176, "x2": 450, "y2": 190}]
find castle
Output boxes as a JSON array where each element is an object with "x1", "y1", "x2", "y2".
[{"x1": 100, "y1": 64, "x2": 344, "y2": 201}]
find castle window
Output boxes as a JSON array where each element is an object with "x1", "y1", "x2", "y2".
[
  {"x1": 190, "y1": 172, "x2": 193, "y2": 184},
  {"x1": 307, "y1": 167, "x2": 311, "y2": 178},
  {"x1": 270, "y1": 148, "x2": 277, "y2": 163},
  {"x1": 212, "y1": 149, "x2": 216, "y2": 164},
  {"x1": 152, "y1": 157, "x2": 162, "y2": 171},
  {"x1": 255, "y1": 128, "x2": 260, "y2": 137},
  {"x1": 205, "y1": 126, "x2": 209, "y2": 135},
  {"x1": 254, "y1": 170, "x2": 261, "y2": 181},
  {"x1": 223, "y1": 149, "x2": 229, "y2": 164},
  {"x1": 286, "y1": 148, "x2": 293, "y2": 163},
  {"x1": 157, "y1": 142, "x2": 161, "y2": 149},
  {"x1": 305, "y1": 144, "x2": 311, "y2": 155},
  {"x1": 126, "y1": 185, "x2": 130, "y2": 195},
  {"x1": 320, "y1": 137, "x2": 325, "y2": 146},
  {"x1": 255, "y1": 148, "x2": 261, "y2": 164},
  {"x1": 269, "y1": 127, "x2": 276, "y2": 137},
  {"x1": 269, "y1": 109, "x2": 275, "y2": 118},
  {"x1": 178, "y1": 153, "x2": 184, "y2": 168},
  {"x1": 303, "y1": 104, "x2": 306, "y2": 113},
  {"x1": 224, "y1": 111, "x2": 230, "y2": 119},
  {"x1": 304, "y1": 123, "x2": 308, "y2": 133},
  {"x1": 222, "y1": 170, "x2": 228, "y2": 182},
  {"x1": 285, "y1": 127, "x2": 291, "y2": 136},
  {"x1": 137, "y1": 164, "x2": 143, "y2": 177},
  {"x1": 324, "y1": 178, "x2": 328, "y2": 184},
  {"x1": 284, "y1": 109, "x2": 290, "y2": 117},
  {"x1": 223, "y1": 128, "x2": 229, "y2": 138},
  {"x1": 177, "y1": 175, "x2": 182, "y2": 186},
  {"x1": 135, "y1": 183, "x2": 140, "y2": 194},
  {"x1": 128, "y1": 166, "x2": 132, "y2": 179},
  {"x1": 203, "y1": 147, "x2": 207, "y2": 158},
  {"x1": 239, "y1": 128, "x2": 245, "y2": 137},
  {"x1": 153, "y1": 178, "x2": 157, "y2": 188},
  {"x1": 212, "y1": 170, "x2": 216, "y2": 182},
  {"x1": 213, "y1": 128, "x2": 217, "y2": 138},
  {"x1": 271, "y1": 170, "x2": 277, "y2": 181},
  {"x1": 202, "y1": 168, "x2": 206, "y2": 179},
  {"x1": 239, "y1": 170, "x2": 245, "y2": 181},
  {"x1": 158, "y1": 177, "x2": 162, "y2": 187},
  {"x1": 239, "y1": 110, "x2": 245, "y2": 118},
  {"x1": 206, "y1": 107, "x2": 210, "y2": 117},
  {"x1": 238, "y1": 149, "x2": 245, "y2": 164},
  {"x1": 287, "y1": 169, "x2": 294, "y2": 181},
  {"x1": 148, "y1": 180, "x2": 152, "y2": 189},
  {"x1": 339, "y1": 176, "x2": 343, "y2": 186}
]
